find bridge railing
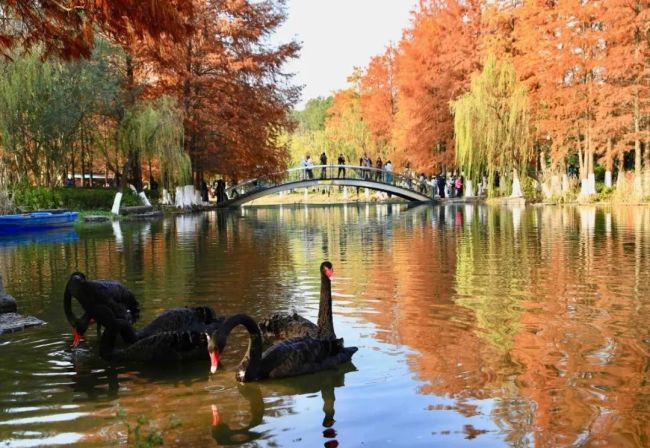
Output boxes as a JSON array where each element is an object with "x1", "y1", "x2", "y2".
[{"x1": 225, "y1": 165, "x2": 435, "y2": 199}]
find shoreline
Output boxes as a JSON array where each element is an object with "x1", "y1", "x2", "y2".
[{"x1": 38, "y1": 195, "x2": 650, "y2": 228}]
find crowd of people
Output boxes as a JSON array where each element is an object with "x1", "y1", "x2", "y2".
[
  {"x1": 195, "y1": 155, "x2": 484, "y2": 203},
  {"x1": 296, "y1": 153, "x2": 478, "y2": 199}
]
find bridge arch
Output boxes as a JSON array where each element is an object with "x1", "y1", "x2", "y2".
[{"x1": 219, "y1": 165, "x2": 434, "y2": 207}]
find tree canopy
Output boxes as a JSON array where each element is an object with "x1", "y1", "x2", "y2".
[
  {"x1": 0, "y1": 0, "x2": 300, "y2": 192},
  {"x1": 0, "y1": 0, "x2": 191, "y2": 59},
  {"x1": 284, "y1": 0, "x2": 650, "y2": 198},
  {"x1": 452, "y1": 55, "x2": 531, "y2": 195}
]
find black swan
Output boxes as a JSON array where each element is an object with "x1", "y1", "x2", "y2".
[
  {"x1": 97, "y1": 307, "x2": 223, "y2": 363},
  {"x1": 100, "y1": 327, "x2": 217, "y2": 363},
  {"x1": 258, "y1": 261, "x2": 336, "y2": 343},
  {"x1": 207, "y1": 313, "x2": 357, "y2": 381},
  {"x1": 64, "y1": 272, "x2": 140, "y2": 346},
  {"x1": 134, "y1": 306, "x2": 223, "y2": 340}
]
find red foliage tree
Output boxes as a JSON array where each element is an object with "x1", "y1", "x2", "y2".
[
  {"x1": 119, "y1": 0, "x2": 299, "y2": 184},
  {"x1": 0, "y1": 0, "x2": 191, "y2": 58},
  {"x1": 149, "y1": 0, "x2": 300, "y2": 183},
  {"x1": 360, "y1": 45, "x2": 397, "y2": 156},
  {"x1": 512, "y1": 0, "x2": 606, "y2": 194},
  {"x1": 601, "y1": 0, "x2": 650, "y2": 191},
  {"x1": 392, "y1": 0, "x2": 482, "y2": 173}
]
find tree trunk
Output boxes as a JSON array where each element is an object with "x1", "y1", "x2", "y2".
[
  {"x1": 634, "y1": 88, "x2": 642, "y2": 196},
  {"x1": 81, "y1": 143, "x2": 86, "y2": 188},
  {"x1": 617, "y1": 152, "x2": 625, "y2": 188},
  {"x1": 641, "y1": 140, "x2": 650, "y2": 196},
  {"x1": 112, "y1": 158, "x2": 131, "y2": 215},
  {"x1": 113, "y1": 55, "x2": 137, "y2": 215},
  {"x1": 70, "y1": 151, "x2": 75, "y2": 187},
  {"x1": 129, "y1": 151, "x2": 143, "y2": 192},
  {"x1": 465, "y1": 179, "x2": 474, "y2": 197},
  {"x1": 580, "y1": 150, "x2": 596, "y2": 197},
  {"x1": 605, "y1": 139, "x2": 613, "y2": 188},
  {"x1": 89, "y1": 150, "x2": 94, "y2": 187},
  {"x1": 511, "y1": 168, "x2": 523, "y2": 198},
  {"x1": 578, "y1": 140, "x2": 586, "y2": 181}
]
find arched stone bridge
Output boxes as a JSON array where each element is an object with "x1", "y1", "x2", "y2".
[{"x1": 219, "y1": 165, "x2": 434, "y2": 207}]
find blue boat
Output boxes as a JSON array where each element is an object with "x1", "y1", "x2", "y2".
[{"x1": 0, "y1": 211, "x2": 79, "y2": 233}]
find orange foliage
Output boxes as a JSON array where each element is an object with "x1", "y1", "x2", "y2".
[
  {"x1": 343, "y1": 0, "x2": 650, "y2": 179},
  {"x1": 356, "y1": 0, "x2": 482, "y2": 173},
  {"x1": 326, "y1": 80, "x2": 374, "y2": 162},
  {"x1": 0, "y1": 0, "x2": 191, "y2": 59},
  {"x1": 138, "y1": 0, "x2": 300, "y2": 182},
  {"x1": 360, "y1": 46, "x2": 397, "y2": 154},
  {"x1": 600, "y1": 0, "x2": 650, "y2": 167},
  {"x1": 513, "y1": 0, "x2": 608, "y2": 178}
]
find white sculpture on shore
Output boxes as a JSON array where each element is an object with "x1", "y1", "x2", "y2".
[
  {"x1": 464, "y1": 179, "x2": 474, "y2": 198},
  {"x1": 604, "y1": 171, "x2": 612, "y2": 188},
  {"x1": 161, "y1": 189, "x2": 173, "y2": 205},
  {"x1": 175, "y1": 185, "x2": 202, "y2": 208},
  {"x1": 579, "y1": 172, "x2": 597, "y2": 198},
  {"x1": 511, "y1": 170, "x2": 523, "y2": 198},
  {"x1": 111, "y1": 184, "x2": 153, "y2": 215}
]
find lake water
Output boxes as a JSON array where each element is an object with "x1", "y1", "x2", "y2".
[{"x1": 1, "y1": 204, "x2": 649, "y2": 447}]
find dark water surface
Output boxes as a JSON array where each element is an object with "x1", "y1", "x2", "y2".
[{"x1": 1, "y1": 204, "x2": 650, "y2": 447}]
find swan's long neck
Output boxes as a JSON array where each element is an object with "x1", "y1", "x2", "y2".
[
  {"x1": 98, "y1": 319, "x2": 119, "y2": 359},
  {"x1": 97, "y1": 315, "x2": 137, "y2": 359},
  {"x1": 317, "y1": 274, "x2": 335, "y2": 340},
  {"x1": 63, "y1": 284, "x2": 79, "y2": 328},
  {"x1": 217, "y1": 314, "x2": 264, "y2": 381}
]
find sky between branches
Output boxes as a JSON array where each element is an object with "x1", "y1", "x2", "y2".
[{"x1": 274, "y1": 0, "x2": 418, "y2": 108}]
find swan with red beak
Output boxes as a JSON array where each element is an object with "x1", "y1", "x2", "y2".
[
  {"x1": 64, "y1": 272, "x2": 140, "y2": 347},
  {"x1": 208, "y1": 261, "x2": 353, "y2": 379}
]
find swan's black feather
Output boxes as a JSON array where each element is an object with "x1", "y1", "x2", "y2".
[
  {"x1": 260, "y1": 337, "x2": 357, "y2": 380},
  {"x1": 93, "y1": 279, "x2": 140, "y2": 323},
  {"x1": 135, "y1": 306, "x2": 223, "y2": 340},
  {"x1": 99, "y1": 306, "x2": 224, "y2": 363},
  {"x1": 107, "y1": 330, "x2": 209, "y2": 362},
  {"x1": 258, "y1": 312, "x2": 318, "y2": 343}
]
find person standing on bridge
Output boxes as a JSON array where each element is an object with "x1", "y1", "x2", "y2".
[
  {"x1": 385, "y1": 160, "x2": 393, "y2": 184},
  {"x1": 418, "y1": 173, "x2": 427, "y2": 194},
  {"x1": 299, "y1": 155, "x2": 307, "y2": 180},
  {"x1": 437, "y1": 173, "x2": 445, "y2": 198},
  {"x1": 306, "y1": 155, "x2": 314, "y2": 179},
  {"x1": 320, "y1": 152, "x2": 328, "y2": 179},
  {"x1": 337, "y1": 154, "x2": 346, "y2": 178},
  {"x1": 455, "y1": 175, "x2": 464, "y2": 197},
  {"x1": 405, "y1": 165, "x2": 413, "y2": 189},
  {"x1": 376, "y1": 157, "x2": 383, "y2": 181}
]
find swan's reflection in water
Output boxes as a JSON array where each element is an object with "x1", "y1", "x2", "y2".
[
  {"x1": 210, "y1": 384, "x2": 264, "y2": 445},
  {"x1": 68, "y1": 348, "x2": 121, "y2": 402},
  {"x1": 68, "y1": 351, "x2": 209, "y2": 402},
  {"x1": 210, "y1": 363, "x2": 356, "y2": 447},
  {"x1": 68, "y1": 349, "x2": 356, "y2": 447},
  {"x1": 70, "y1": 366, "x2": 120, "y2": 402}
]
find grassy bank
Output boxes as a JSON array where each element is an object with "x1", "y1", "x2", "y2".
[{"x1": 8, "y1": 186, "x2": 163, "y2": 212}]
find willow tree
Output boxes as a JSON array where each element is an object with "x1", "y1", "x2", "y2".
[
  {"x1": 452, "y1": 55, "x2": 532, "y2": 197},
  {"x1": 0, "y1": 43, "x2": 124, "y2": 187},
  {"x1": 112, "y1": 96, "x2": 189, "y2": 213}
]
